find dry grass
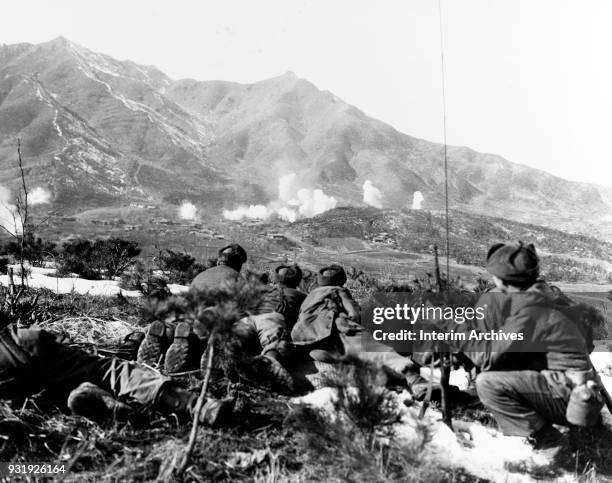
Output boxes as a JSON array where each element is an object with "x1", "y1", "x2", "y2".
[{"x1": 43, "y1": 316, "x2": 138, "y2": 345}]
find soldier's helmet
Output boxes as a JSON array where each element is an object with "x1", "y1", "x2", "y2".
[
  {"x1": 275, "y1": 264, "x2": 302, "y2": 288},
  {"x1": 217, "y1": 244, "x2": 247, "y2": 270},
  {"x1": 317, "y1": 264, "x2": 347, "y2": 287}
]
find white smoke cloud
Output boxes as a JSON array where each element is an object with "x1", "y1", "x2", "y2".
[
  {"x1": 278, "y1": 173, "x2": 299, "y2": 203},
  {"x1": 29, "y1": 187, "x2": 51, "y2": 205},
  {"x1": 179, "y1": 201, "x2": 197, "y2": 220},
  {"x1": 223, "y1": 172, "x2": 337, "y2": 222},
  {"x1": 362, "y1": 180, "x2": 383, "y2": 208},
  {"x1": 412, "y1": 191, "x2": 424, "y2": 210},
  {"x1": 0, "y1": 186, "x2": 21, "y2": 235},
  {"x1": 0, "y1": 187, "x2": 50, "y2": 234},
  {"x1": 223, "y1": 204, "x2": 270, "y2": 221},
  {"x1": 275, "y1": 206, "x2": 298, "y2": 222},
  {"x1": 294, "y1": 188, "x2": 337, "y2": 217},
  {"x1": 0, "y1": 186, "x2": 52, "y2": 234}
]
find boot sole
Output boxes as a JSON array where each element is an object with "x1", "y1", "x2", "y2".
[
  {"x1": 164, "y1": 322, "x2": 193, "y2": 373},
  {"x1": 137, "y1": 321, "x2": 167, "y2": 367}
]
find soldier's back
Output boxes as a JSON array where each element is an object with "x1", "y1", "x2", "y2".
[{"x1": 191, "y1": 265, "x2": 241, "y2": 291}]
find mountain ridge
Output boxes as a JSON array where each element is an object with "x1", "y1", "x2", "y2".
[{"x1": 0, "y1": 37, "x2": 610, "y2": 238}]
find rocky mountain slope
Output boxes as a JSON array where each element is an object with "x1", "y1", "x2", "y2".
[{"x1": 1, "y1": 37, "x2": 610, "y2": 235}]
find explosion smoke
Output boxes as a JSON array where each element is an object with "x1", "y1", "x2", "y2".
[
  {"x1": 412, "y1": 191, "x2": 424, "y2": 210},
  {"x1": 293, "y1": 188, "x2": 337, "y2": 217},
  {"x1": 179, "y1": 201, "x2": 197, "y2": 220},
  {"x1": 362, "y1": 180, "x2": 383, "y2": 208},
  {"x1": 29, "y1": 187, "x2": 51, "y2": 205},
  {"x1": 0, "y1": 186, "x2": 51, "y2": 234},
  {"x1": 223, "y1": 173, "x2": 337, "y2": 222},
  {"x1": 223, "y1": 204, "x2": 269, "y2": 221},
  {"x1": 278, "y1": 173, "x2": 298, "y2": 203},
  {"x1": 0, "y1": 186, "x2": 20, "y2": 235}
]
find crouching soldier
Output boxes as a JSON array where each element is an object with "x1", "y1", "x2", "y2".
[
  {"x1": 0, "y1": 325, "x2": 233, "y2": 426},
  {"x1": 469, "y1": 242, "x2": 605, "y2": 459},
  {"x1": 138, "y1": 244, "x2": 294, "y2": 392},
  {"x1": 291, "y1": 264, "x2": 440, "y2": 399}
]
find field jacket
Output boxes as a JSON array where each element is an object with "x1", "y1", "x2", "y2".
[
  {"x1": 190, "y1": 265, "x2": 241, "y2": 291},
  {"x1": 291, "y1": 286, "x2": 360, "y2": 345},
  {"x1": 455, "y1": 282, "x2": 591, "y2": 372}
]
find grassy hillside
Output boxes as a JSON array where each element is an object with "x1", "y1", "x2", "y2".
[
  {"x1": 291, "y1": 206, "x2": 612, "y2": 284},
  {"x1": 12, "y1": 204, "x2": 612, "y2": 287}
]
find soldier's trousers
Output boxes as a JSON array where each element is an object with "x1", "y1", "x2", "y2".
[
  {"x1": 232, "y1": 312, "x2": 290, "y2": 360},
  {"x1": 0, "y1": 326, "x2": 170, "y2": 405},
  {"x1": 476, "y1": 370, "x2": 570, "y2": 436}
]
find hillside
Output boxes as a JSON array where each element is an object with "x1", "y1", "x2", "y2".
[
  {"x1": 290, "y1": 206, "x2": 612, "y2": 283},
  {"x1": 0, "y1": 38, "x2": 611, "y2": 238}
]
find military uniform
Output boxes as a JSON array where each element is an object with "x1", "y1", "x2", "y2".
[
  {"x1": 291, "y1": 265, "x2": 428, "y2": 391},
  {"x1": 472, "y1": 282, "x2": 592, "y2": 436},
  {"x1": 0, "y1": 325, "x2": 232, "y2": 426},
  {"x1": 0, "y1": 326, "x2": 168, "y2": 403},
  {"x1": 469, "y1": 242, "x2": 597, "y2": 437},
  {"x1": 273, "y1": 265, "x2": 307, "y2": 331},
  {"x1": 191, "y1": 265, "x2": 242, "y2": 292},
  {"x1": 139, "y1": 245, "x2": 293, "y2": 389}
]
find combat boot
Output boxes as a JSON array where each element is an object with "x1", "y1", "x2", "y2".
[
  {"x1": 164, "y1": 322, "x2": 198, "y2": 373},
  {"x1": 250, "y1": 353, "x2": 295, "y2": 394},
  {"x1": 155, "y1": 383, "x2": 234, "y2": 428},
  {"x1": 525, "y1": 424, "x2": 567, "y2": 469},
  {"x1": 115, "y1": 331, "x2": 145, "y2": 360},
  {"x1": 67, "y1": 382, "x2": 133, "y2": 424},
  {"x1": 137, "y1": 321, "x2": 168, "y2": 367}
]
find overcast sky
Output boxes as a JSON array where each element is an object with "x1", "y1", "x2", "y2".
[{"x1": 2, "y1": 0, "x2": 611, "y2": 186}]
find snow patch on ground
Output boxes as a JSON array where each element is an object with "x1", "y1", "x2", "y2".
[
  {"x1": 0, "y1": 266, "x2": 188, "y2": 297},
  {"x1": 292, "y1": 388, "x2": 533, "y2": 481},
  {"x1": 52, "y1": 109, "x2": 63, "y2": 138},
  {"x1": 292, "y1": 375, "x2": 610, "y2": 483},
  {"x1": 592, "y1": 344, "x2": 612, "y2": 376}
]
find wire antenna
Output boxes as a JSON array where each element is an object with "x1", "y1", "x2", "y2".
[{"x1": 438, "y1": 0, "x2": 450, "y2": 289}]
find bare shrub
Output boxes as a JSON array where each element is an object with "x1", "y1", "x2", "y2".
[
  {"x1": 57, "y1": 238, "x2": 140, "y2": 279},
  {"x1": 119, "y1": 261, "x2": 171, "y2": 299},
  {"x1": 2, "y1": 233, "x2": 56, "y2": 267},
  {"x1": 155, "y1": 248, "x2": 205, "y2": 284},
  {"x1": 322, "y1": 357, "x2": 400, "y2": 447}
]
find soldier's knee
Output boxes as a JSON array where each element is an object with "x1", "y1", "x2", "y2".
[{"x1": 475, "y1": 371, "x2": 499, "y2": 403}]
